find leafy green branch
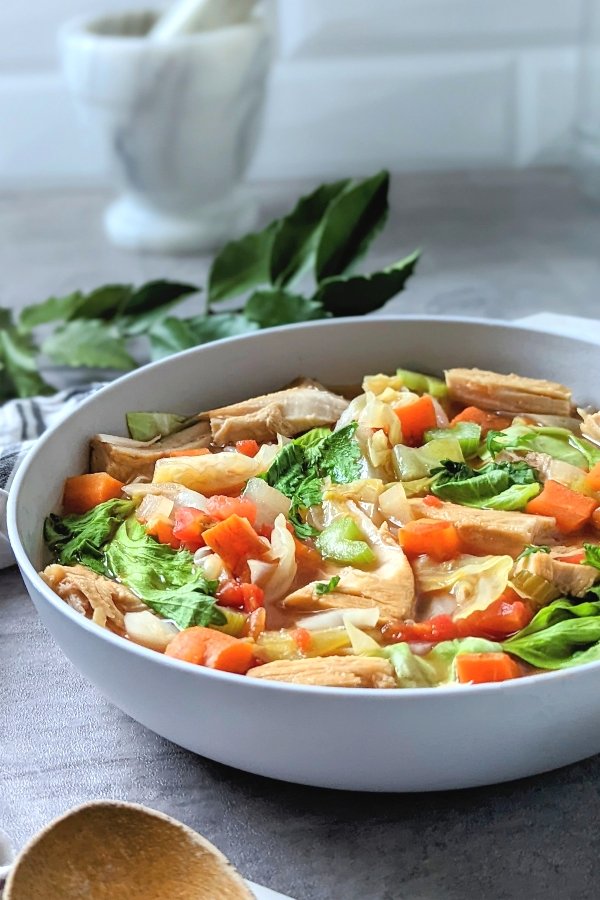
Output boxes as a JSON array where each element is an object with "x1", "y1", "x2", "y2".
[{"x1": 0, "y1": 170, "x2": 420, "y2": 400}]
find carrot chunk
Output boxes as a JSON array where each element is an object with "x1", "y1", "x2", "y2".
[
  {"x1": 525, "y1": 479, "x2": 598, "y2": 534},
  {"x1": 456, "y1": 652, "x2": 521, "y2": 684},
  {"x1": 62, "y1": 472, "x2": 124, "y2": 515},
  {"x1": 165, "y1": 626, "x2": 255, "y2": 674},
  {"x1": 394, "y1": 396, "x2": 438, "y2": 446},
  {"x1": 398, "y1": 518, "x2": 461, "y2": 561},
  {"x1": 451, "y1": 406, "x2": 512, "y2": 437},
  {"x1": 235, "y1": 439, "x2": 260, "y2": 458},
  {"x1": 586, "y1": 462, "x2": 600, "y2": 493},
  {"x1": 203, "y1": 514, "x2": 268, "y2": 574}
]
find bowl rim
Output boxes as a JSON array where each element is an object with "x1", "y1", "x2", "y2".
[{"x1": 7, "y1": 313, "x2": 597, "y2": 700}]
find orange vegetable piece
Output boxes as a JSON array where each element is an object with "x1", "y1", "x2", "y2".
[
  {"x1": 455, "y1": 652, "x2": 521, "y2": 684},
  {"x1": 525, "y1": 479, "x2": 598, "y2": 534},
  {"x1": 145, "y1": 516, "x2": 180, "y2": 549},
  {"x1": 394, "y1": 396, "x2": 437, "y2": 446},
  {"x1": 291, "y1": 627, "x2": 312, "y2": 654},
  {"x1": 586, "y1": 462, "x2": 600, "y2": 493},
  {"x1": 203, "y1": 514, "x2": 268, "y2": 575},
  {"x1": 398, "y1": 518, "x2": 461, "y2": 561},
  {"x1": 165, "y1": 626, "x2": 255, "y2": 674},
  {"x1": 235, "y1": 439, "x2": 260, "y2": 458},
  {"x1": 205, "y1": 495, "x2": 257, "y2": 525},
  {"x1": 166, "y1": 448, "x2": 210, "y2": 458},
  {"x1": 62, "y1": 472, "x2": 124, "y2": 515},
  {"x1": 451, "y1": 406, "x2": 512, "y2": 437}
]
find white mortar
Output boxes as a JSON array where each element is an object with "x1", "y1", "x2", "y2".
[{"x1": 59, "y1": 9, "x2": 271, "y2": 253}]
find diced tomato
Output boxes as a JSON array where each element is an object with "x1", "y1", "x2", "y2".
[
  {"x1": 291, "y1": 627, "x2": 313, "y2": 654},
  {"x1": 217, "y1": 580, "x2": 265, "y2": 612},
  {"x1": 244, "y1": 607, "x2": 267, "y2": 641},
  {"x1": 398, "y1": 518, "x2": 461, "y2": 561},
  {"x1": 235, "y1": 439, "x2": 260, "y2": 458},
  {"x1": 172, "y1": 506, "x2": 212, "y2": 552},
  {"x1": 205, "y1": 494, "x2": 257, "y2": 526},
  {"x1": 394, "y1": 395, "x2": 438, "y2": 446},
  {"x1": 382, "y1": 615, "x2": 459, "y2": 645},
  {"x1": 423, "y1": 494, "x2": 444, "y2": 508},
  {"x1": 146, "y1": 516, "x2": 180, "y2": 549},
  {"x1": 241, "y1": 583, "x2": 265, "y2": 612},
  {"x1": 456, "y1": 591, "x2": 533, "y2": 640},
  {"x1": 456, "y1": 652, "x2": 521, "y2": 684},
  {"x1": 555, "y1": 549, "x2": 587, "y2": 564},
  {"x1": 450, "y1": 406, "x2": 513, "y2": 437}
]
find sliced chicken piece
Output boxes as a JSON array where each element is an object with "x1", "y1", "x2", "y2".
[
  {"x1": 203, "y1": 386, "x2": 349, "y2": 445},
  {"x1": 445, "y1": 367, "x2": 572, "y2": 416},
  {"x1": 579, "y1": 409, "x2": 600, "y2": 445},
  {"x1": 513, "y1": 551, "x2": 598, "y2": 598},
  {"x1": 40, "y1": 564, "x2": 146, "y2": 631},
  {"x1": 90, "y1": 421, "x2": 212, "y2": 482},
  {"x1": 283, "y1": 503, "x2": 415, "y2": 622},
  {"x1": 410, "y1": 498, "x2": 557, "y2": 558},
  {"x1": 496, "y1": 450, "x2": 587, "y2": 489},
  {"x1": 247, "y1": 656, "x2": 396, "y2": 688}
]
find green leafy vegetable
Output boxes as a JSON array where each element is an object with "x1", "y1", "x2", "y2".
[
  {"x1": 270, "y1": 179, "x2": 351, "y2": 286},
  {"x1": 516, "y1": 544, "x2": 551, "y2": 561},
  {"x1": 425, "y1": 422, "x2": 481, "y2": 458},
  {"x1": 44, "y1": 499, "x2": 135, "y2": 574},
  {"x1": 381, "y1": 637, "x2": 501, "y2": 687},
  {"x1": 503, "y1": 598, "x2": 600, "y2": 669},
  {"x1": 431, "y1": 459, "x2": 539, "y2": 509},
  {"x1": 126, "y1": 412, "x2": 196, "y2": 442},
  {"x1": 316, "y1": 516, "x2": 375, "y2": 566},
  {"x1": 313, "y1": 250, "x2": 420, "y2": 317},
  {"x1": 105, "y1": 518, "x2": 224, "y2": 629},
  {"x1": 315, "y1": 575, "x2": 341, "y2": 596},
  {"x1": 315, "y1": 171, "x2": 390, "y2": 280},
  {"x1": 42, "y1": 320, "x2": 137, "y2": 370},
  {"x1": 294, "y1": 427, "x2": 332, "y2": 449},
  {"x1": 487, "y1": 425, "x2": 600, "y2": 470},
  {"x1": 584, "y1": 544, "x2": 600, "y2": 571}
]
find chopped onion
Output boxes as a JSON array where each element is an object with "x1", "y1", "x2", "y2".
[
  {"x1": 300, "y1": 607, "x2": 380, "y2": 632},
  {"x1": 94, "y1": 433, "x2": 160, "y2": 448},
  {"x1": 343, "y1": 618, "x2": 380, "y2": 653},
  {"x1": 124, "y1": 611, "x2": 179, "y2": 652},
  {"x1": 248, "y1": 558, "x2": 276, "y2": 586},
  {"x1": 431, "y1": 397, "x2": 449, "y2": 427},
  {"x1": 379, "y1": 482, "x2": 412, "y2": 526},
  {"x1": 243, "y1": 477, "x2": 291, "y2": 528},
  {"x1": 136, "y1": 495, "x2": 174, "y2": 523},
  {"x1": 193, "y1": 546, "x2": 213, "y2": 563},
  {"x1": 200, "y1": 553, "x2": 224, "y2": 581},
  {"x1": 174, "y1": 488, "x2": 209, "y2": 512}
]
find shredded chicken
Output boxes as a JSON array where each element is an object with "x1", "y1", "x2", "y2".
[
  {"x1": 282, "y1": 503, "x2": 415, "y2": 622},
  {"x1": 90, "y1": 422, "x2": 212, "y2": 482},
  {"x1": 410, "y1": 498, "x2": 557, "y2": 558},
  {"x1": 247, "y1": 655, "x2": 396, "y2": 688},
  {"x1": 579, "y1": 408, "x2": 600, "y2": 446},
  {"x1": 203, "y1": 385, "x2": 349, "y2": 445},
  {"x1": 41, "y1": 564, "x2": 146, "y2": 630},
  {"x1": 445, "y1": 367, "x2": 572, "y2": 416},
  {"x1": 513, "y1": 551, "x2": 599, "y2": 598}
]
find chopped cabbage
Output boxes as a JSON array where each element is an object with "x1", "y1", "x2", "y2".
[{"x1": 413, "y1": 554, "x2": 514, "y2": 619}]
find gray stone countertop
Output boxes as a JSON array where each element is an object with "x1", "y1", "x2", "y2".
[{"x1": 2, "y1": 168, "x2": 600, "y2": 900}]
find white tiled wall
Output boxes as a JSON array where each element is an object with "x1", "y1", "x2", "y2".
[{"x1": 0, "y1": 0, "x2": 585, "y2": 185}]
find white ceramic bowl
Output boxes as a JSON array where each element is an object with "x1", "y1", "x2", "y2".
[{"x1": 9, "y1": 317, "x2": 600, "y2": 792}]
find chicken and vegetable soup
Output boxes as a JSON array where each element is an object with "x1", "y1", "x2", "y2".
[{"x1": 41, "y1": 367, "x2": 600, "y2": 688}]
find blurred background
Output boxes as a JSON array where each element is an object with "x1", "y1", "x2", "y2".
[{"x1": 0, "y1": 0, "x2": 583, "y2": 187}]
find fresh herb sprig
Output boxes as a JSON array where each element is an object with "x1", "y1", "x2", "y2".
[{"x1": 1, "y1": 170, "x2": 419, "y2": 401}]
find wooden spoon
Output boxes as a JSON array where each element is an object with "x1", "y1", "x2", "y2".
[{"x1": 3, "y1": 801, "x2": 255, "y2": 900}]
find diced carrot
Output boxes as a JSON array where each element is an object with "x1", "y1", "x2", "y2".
[
  {"x1": 203, "y1": 514, "x2": 268, "y2": 575},
  {"x1": 586, "y1": 462, "x2": 600, "y2": 492},
  {"x1": 291, "y1": 627, "x2": 312, "y2": 654},
  {"x1": 456, "y1": 652, "x2": 521, "y2": 684},
  {"x1": 451, "y1": 406, "x2": 512, "y2": 437},
  {"x1": 398, "y1": 518, "x2": 461, "y2": 561},
  {"x1": 146, "y1": 516, "x2": 180, "y2": 549},
  {"x1": 525, "y1": 479, "x2": 598, "y2": 534},
  {"x1": 166, "y1": 448, "x2": 210, "y2": 458},
  {"x1": 394, "y1": 396, "x2": 437, "y2": 446},
  {"x1": 293, "y1": 535, "x2": 322, "y2": 567},
  {"x1": 205, "y1": 495, "x2": 257, "y2": 526},
  {"x1": 235, "y1": 439, "x2": 260, "y2": 458},
  {"x1": 244, "y1": 607, "x2": 266, "y2": 641},
  {"x1": 423, "y1": 494, "x2": 444, "y2": 508},
  {"x1": 62, "y1": 472, "x2": 124, "y2": 515},
  {"x1": 165, "y1": 626, "x2": 255, "y2": 674}
]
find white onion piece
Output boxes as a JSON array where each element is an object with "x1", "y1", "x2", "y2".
[
  {"x1": 431, "y1": 397, "x2": 449, "y2": 427},
  {"x1": 243, "y1": 477, "x2": 291, "y2": 527},
  {"x1": 261, "y1": 514, "x2": 297, "y2": 602},
  {"x1": 254, "y1": 443, "x2": 280, "y2": 471},
  {"x1": 300, "y1": 607, "x2": 380, "y2": 632},
  {"x1": 379, "y1": 482, "x2": 412, "y2": 526},
  {"x1": 174, "y1": 488, "x2": 209, "y2": 512},
  {"x1": 124, "y1": 611, "x2": 179, "y2": 652},
  {"x1": 248, "y1": 558, "x2": 276, "y2": 586},
  {"x1": 200, "y1": 553, "x2": 224, "y2": 581},
  {"x1": 193, "y1": 546, "x2": 213, "y2": 563},
  {"x1": 344, "y1": 618, "x2": 380, "y2": 653},
  {"x1": 136, "y1": 495, "x2": 174, "y2": 523}
]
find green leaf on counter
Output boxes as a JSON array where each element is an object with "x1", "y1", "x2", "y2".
[
  {"x1": 106, "y1": 518, "x2": 224, "y2": 629},
  {"x1": 270, "y1": 179, "x2": 350, "y2": 287},
  {"x1": 118, "y1": 280, "x2": 200, "y2": 335},
  {"x1": 19, "y1": 292, "x2": 87, "y2": 331},
  {"x1": 149, "y1": 313, "x2": 257, "y2": 359},
  {"x1": 0, "y1": 308, "x2": 53, "y2": 400},
  {"x1": 315, "y1": 170, "x2": 390, "y2": 281},
  {"x1": 313, "y1": 249, "x2": 420, "y2": 317},
  {"x1": 208, "y1": 222, "x2": 279, "y2": 304},
  {"x1": 244, "y1": 289, "x2": 325, "y2": 328},
  {"x1": 44, "y1": 499, "x2": 136, "y2": 575},
  {"x1": 42, "y1": 319, "x2": 137, "y2": 370}
]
